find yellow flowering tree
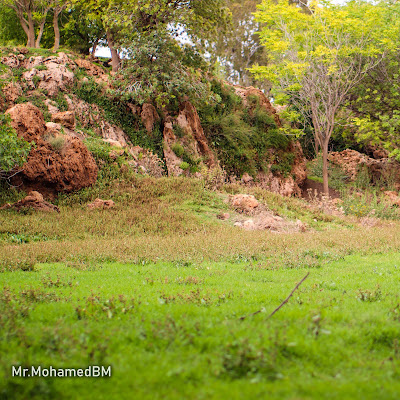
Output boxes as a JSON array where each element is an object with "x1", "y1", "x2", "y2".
[{"x1": 251, "y1": 0, "x2": 399, "y2": 194}]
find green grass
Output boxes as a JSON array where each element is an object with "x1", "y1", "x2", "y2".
[{"x1": 1, "y1": 254, "x2": 400, "y2": 399}]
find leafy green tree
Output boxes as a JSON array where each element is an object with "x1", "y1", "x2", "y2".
[
  {"x1": 61, "y1": 4, "x2": 105, "y2": 55},
  {"x1": 1, "y1": 0, "x2": 53, "y2": 47},
  {"x1": 110, "y1": 0, "x2": 229, "y2": 106},
  {"x1": 113, "y1": 32, "x2": 214, "y2": 109},
  {"x1": 0, "y1": 114, "x2": 31, "y2": 180},
  {"x1": 251, "y1": 0, "x2": 399, "y2": 194},
  {"x1": 0, "y1": 4, "x2": 25, "y2": 45},
  {"x1": 210, "y1": 0, "x2": 268, "y2": 89}
]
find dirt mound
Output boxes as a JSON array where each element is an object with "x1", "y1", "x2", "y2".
[
  {"x1": 226, "y1": 194, "x2": 307, "y2": 232},
  {"x1": 1, "y1": 191, "x2": 59, "y2": 212},
  {"x1": 6, "y1": 103, "x2": 98, "y2": 195}
]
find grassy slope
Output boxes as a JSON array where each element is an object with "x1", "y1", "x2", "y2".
[{"x1": 1, "y1": 178, "x2": 400, "y2": 398}]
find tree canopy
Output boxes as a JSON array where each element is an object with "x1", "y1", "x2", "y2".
[{"x1": 251, "y1": 0, "x2": 400, "y2": 193}]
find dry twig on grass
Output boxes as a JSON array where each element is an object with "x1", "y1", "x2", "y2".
[{"x1": 239, "y1": 272, "x2": 310, "y2": 321}]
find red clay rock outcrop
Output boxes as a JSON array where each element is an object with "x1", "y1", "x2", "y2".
[
  {"x1": 0, "y1": 191, "x2": 59, "y2": 212},
  {"x1": 163, "y1": 100, "x2": 216, "y2": 177},
  {"x1": 329, "y1": 149, "x2": 400, "y2": 185},
  {"x1": 141, "y1": 103, "x2": 160, "y2": 134},
  {"x1": 6, "y1": 103, "x2": 98, "y2": 194}
]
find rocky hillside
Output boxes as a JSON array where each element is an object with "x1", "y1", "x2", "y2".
[{"x1": 0, "y1": 47, "x2": 307, "y2": 197}]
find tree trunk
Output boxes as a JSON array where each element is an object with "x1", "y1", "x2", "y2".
[
  {"x1": 90, "y1": 38, "x2": 100, "y2": 60},
  {"x1": 53, "y1": 11, "x2": 61, "y2": 51},
  {"x1": 106, "y1": 30, "x2": 120, "y2": 73},
  {"x1": 322, "y1": 140, "x2": 329, "y2": 196},
  {"x1": 35, "y1": 20, "x2": 46, "y2": 48},
  {"x1": 27, "y1": 11, "x2": 35, "y2": 48}
]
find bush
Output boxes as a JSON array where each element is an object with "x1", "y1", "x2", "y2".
[
  {"x1": 172, "y1": 143, "x2": 185, "y2": 158},
  {"x1": 0, "y1": 113, "x2": 31, "y2": 178}
]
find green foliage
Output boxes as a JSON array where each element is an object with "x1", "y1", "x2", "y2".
[
  {"x1": 75, "y1": 77, "x2": 164, "y2": 160},
  {"x1": 179, "y1": 162, "x2": 190, "y2": 171},
  {"x1": 200, "y1": 81, "x2": 292, "y2": 177},
  {"x1": 171, "y1": 143, "x2": 185, "y2": 158},
  {"x1": 0, "y1": 5, "x2": 25, "y2": 45},
  {"x1": 0, "y1": 113, "x2": 31, "y2": 176},
  {"x1": 113, "y1": 32, "x2": 215, "y2": 110}
]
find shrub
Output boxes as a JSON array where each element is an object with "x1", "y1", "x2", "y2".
[
  {"x1": 0, "y1": 113, "x2": 31, "y2": 179},
  {"x1": 180, "y1": 162, "x2": 190, "y2": 171},
  {"x1": 172, "y1": 143, "x2": 185, "y2": 158}
]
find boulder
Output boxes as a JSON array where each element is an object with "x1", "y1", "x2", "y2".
[
  {"x1": 3, "y1": 82, "x2": 22, "y2": 103},
  {"x1": 231, "y1": 194, "x2": 259, "y2": 212},
  {"x1": 51, "y1": 111, "x2": 75, "y2": 129},
  {"x1": 6, "y1": 103, "x2": 98, "y2": 194},
  {"x1": 21, "y1": 53, "x2": 75, "y2": 96},
  {"x1": 87, "y1": 198, "x2": 115, "y2": 210},
  {"x1": 329, "y1": 149, "x2": 400, "y2": 184}
]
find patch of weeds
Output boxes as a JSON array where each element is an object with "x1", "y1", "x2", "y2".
[
  {"x1": 172, "y1": 260, "x2": 194, "y2": 268},
  {"x1": 173, "y1": 124, "x2": 186, "y2": 138},
  {"x1": 220, "y1": 339, "x2": 278, "y2": 380},
  {"x1": 46, "y1": 134, "x2": 66, "y2": 152},
  {"x1": 180, "y1": 162, "x2": 190, "y2": 171},
  {"x1": 148, "y1": 316, "x2": 198, "y2": 349},
  {"x1": 0, "y1": 259, "x2": 36, "y2": 272},
  {"x1": 41, "y1": 274, "x2": 76, "y2": 288},
  {"x1": 341, "y1": 189, "x2": 399, "y2": 220},
  {"x1": 0, "y1": 232, "x2": 49, "y2": 244},
  {"x1": 172, "y1": 143, "x2": 185, "y2": 158},
  {"x1": 357, "y1": 285, "x2": 382, "y2": 302},
  {"x1": 75, "y1": 294, "x2": 138, "y2": 320},
  {"x1": 53, "y1": 91, "x2": 69, "y2": 111},
  {"x1": 35, "y1": 65, "x2": 48, "y2": 71},
  {"x1": 20, "y1": 288, "x2": 61, "y2": 303},
  {"x1": 32, "y1": 75, "x2": 41, "y2": 87},
  {"x1": 175, "y1": 276, "x2": 204, "y2": 285},
  {"x1": 11, "y1": 67, "x2": 26, "y2": 80}
]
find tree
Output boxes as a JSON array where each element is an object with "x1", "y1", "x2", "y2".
[
  {"x1": 110, "y1": 0, "x2": 229, "y2": 105},
  {"x1": 0, "y1": 114, "x2": 31, "y2": 181},
  {"x1": 1, "y1": 0, "x2": 52, "y2": 47},
  {"x1": 210, "y1": 0, "x2": 269, "y2": 89},
  {"x1": 52, "y1": 0, "x2": 68, "y2": 51},
  {"x1": 61, "y1": 5, "x2": 105, "y2": 55},
  {"x1": 251, "y1": 0, "x2": 399, "y2": 194},
  {"x1": 0, "y1": 3, "x2": 26, "y2": 45}
]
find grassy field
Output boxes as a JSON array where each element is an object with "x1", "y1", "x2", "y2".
[{"x1": 1, "y1": 177, "x2": 400, "y2": 399}]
